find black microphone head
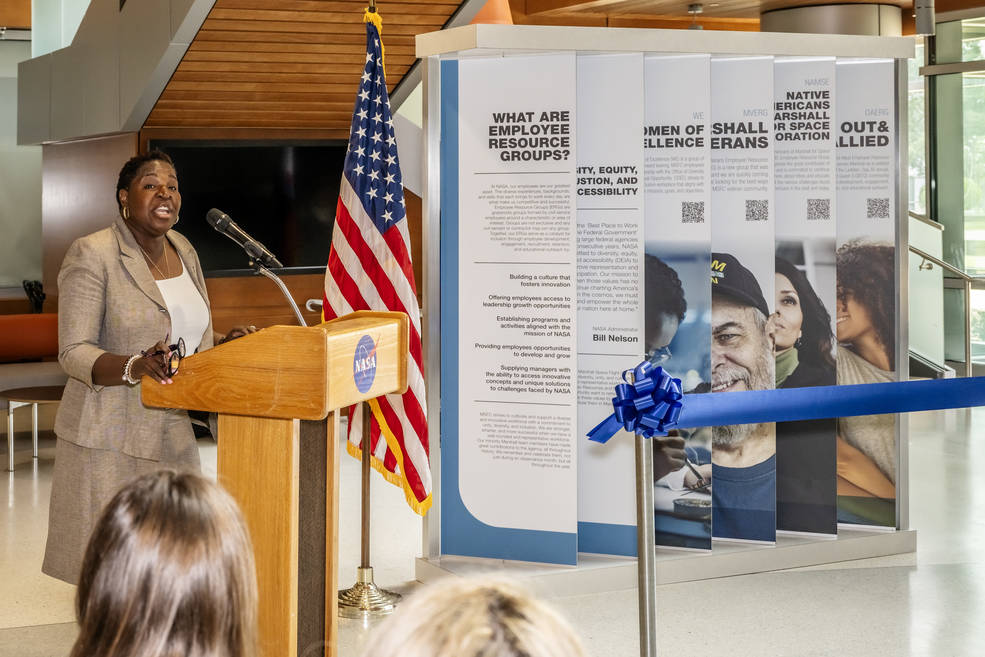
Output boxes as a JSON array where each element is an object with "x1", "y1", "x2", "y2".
[{"x1": 206, "y1": 208, "x2": 231, "y2": 230}]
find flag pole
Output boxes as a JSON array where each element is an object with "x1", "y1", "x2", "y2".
[{"x1": 338, "y1": 401, "x2": 402, "y2": 618}]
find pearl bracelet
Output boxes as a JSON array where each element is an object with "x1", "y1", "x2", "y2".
[{"x1": 122, "y1": 354, "x2": 141, "y2": 385}]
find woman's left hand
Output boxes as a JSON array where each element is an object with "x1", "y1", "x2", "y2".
[{"x1": 221, "y1": 325, "x2": 258, "y2": 344}]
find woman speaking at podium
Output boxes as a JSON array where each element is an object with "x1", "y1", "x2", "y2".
[{"x1": 42, "y1": 151, "x2": 254, "y2": 584}]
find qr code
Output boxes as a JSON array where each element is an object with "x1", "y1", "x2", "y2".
[
  {"x1": 867, "y1": 197, "x2": 890, "y2": 219},
  {"x1": 807, "y1": 199, "x2": 830, "y2": 221},
  {"x1": 682, "y1": 201, "x2": 705, "y2": 224},
  {"x1": 745, "y1": 199, "x2": 769, "y2": 222}
]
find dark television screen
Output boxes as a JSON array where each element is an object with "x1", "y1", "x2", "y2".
[{"x1": 148, "y1": 140, "x2": 346, "y2": 274}]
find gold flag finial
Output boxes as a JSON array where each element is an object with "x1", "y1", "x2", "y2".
[{"x1": 364, "y1": 3, "x2": 385, "y2": 77}]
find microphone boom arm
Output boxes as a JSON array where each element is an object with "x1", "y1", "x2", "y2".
[{"x1": 251, "y1": 260, "x2": 307, "y2": 327}]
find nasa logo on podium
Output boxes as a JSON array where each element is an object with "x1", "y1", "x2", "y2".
[{"x1": 353, "y1": 334, "x2": 378, "y2": 393}]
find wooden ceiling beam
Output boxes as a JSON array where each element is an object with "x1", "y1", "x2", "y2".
[
  {"x1": 216, "y1": 0, "x2": 460, "y2": 13},
  {"x1": 145, "y1": 0, "x2": 455, "y2": 133},
  {"x1": 194, "y1": 30, "x2": 415, "y2": 45},
  {"x1": 205, "y1": 19, "x2": 443, "y2": 35},
  {"x1": 188, "y1": 41, "x2": 417, "y2": 55},
  {"x1": 208, "y1": 8, "x2": 453, "y2": 25},
  {"x1": 524, "y1": 0, "x2": 629, "y2": 16}
]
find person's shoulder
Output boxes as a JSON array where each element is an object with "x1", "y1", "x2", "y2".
[{"x1": 63, "y1": 224, "x2": 118, "y2": 262}]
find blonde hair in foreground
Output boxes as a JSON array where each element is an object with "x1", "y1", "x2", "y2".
[
  {"x1": 70, "y1": 471, "x2": 258, "y2": 657},
  {"x1": 360, "y1": 577, "x2": 588, "y2": 657}
]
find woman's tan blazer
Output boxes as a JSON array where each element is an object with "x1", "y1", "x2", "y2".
[{"x1": 54, "y1": 216, "x2": 214, "y2": 461}]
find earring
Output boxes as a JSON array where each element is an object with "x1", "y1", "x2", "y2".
[
  {"x1": 122, "y1": 205, "x2": 130, "y2": 220},
  {"x1": 795, "y1": 336, "x2": 803, "y2": 349}
]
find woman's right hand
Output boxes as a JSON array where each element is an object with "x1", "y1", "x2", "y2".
[{"x1": 133, "y1": 340, "x2": 173, "y2": 384}]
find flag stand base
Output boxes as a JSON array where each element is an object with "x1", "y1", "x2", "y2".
[
  {"x1": 338, "y1": 567, "x2": 401, "y2": 618},
  {"x1": 337, "y1": 403, "x2": 402, "y2": 619}
]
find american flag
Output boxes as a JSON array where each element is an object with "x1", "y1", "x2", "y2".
[{"x1": 323, "y1": 15, "x2": 431, "y2": 514}]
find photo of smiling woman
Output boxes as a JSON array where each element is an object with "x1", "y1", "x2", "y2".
[
  {"x1": 774, "y1": 255, "x2": 838, "y2": 535},
  {"x1": 835, "y1": 239, "x2": 897, "y2": 527}
]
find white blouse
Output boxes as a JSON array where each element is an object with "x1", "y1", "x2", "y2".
[{"x1": 155, "y1": 257, "x2": 210, "y2": 354}]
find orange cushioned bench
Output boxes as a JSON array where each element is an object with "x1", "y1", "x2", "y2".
[{"x1": 0, "y1": 313, "x2": 68, "y2": 410}]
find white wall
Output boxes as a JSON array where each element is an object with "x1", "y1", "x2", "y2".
[
  {"x1": 31, "y1": 0, "x2": 90, "y2": 58},
  {"x1": 0, "y1": 41, "x2": 42, "y2": 291},
  {"x1": 19, "y1": 0, "x2": 215, "y2": 145}
]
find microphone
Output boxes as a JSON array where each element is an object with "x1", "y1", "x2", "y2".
[{"x1": 206, "y1": 208, "x2": 283, "y2": 269}]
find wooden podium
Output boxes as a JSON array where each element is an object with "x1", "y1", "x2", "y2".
[{"x1": 143, "y1": 311, "x2": 409, "y2": 657}]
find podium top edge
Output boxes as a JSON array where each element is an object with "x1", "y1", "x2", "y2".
[{"x1": 415, "y1": 24, "x2": 915, "y2": 60}]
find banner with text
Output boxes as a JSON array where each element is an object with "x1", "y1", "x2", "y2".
[
  {"x1": 835, "y1": 58, "x2": 898, "y2": 529},
  {"x1": 710, "y1": 56, "x2": 777, "y2": 543},
  {"x1": 575, "y1": 53, "x2": 646, "y2": 556},
  {"x1": 644, "y1": 54, "x2": 714, "y2": 550},
  {"x1": 440, "y1": 54, "x2": 579, "y2": 564},
  {"x1": 773, "y1": 57, "x2": 839, "y2": 536}
]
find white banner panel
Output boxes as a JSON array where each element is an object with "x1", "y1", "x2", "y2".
[
  {"x1": 835, "y1": 58, "x2": 898, "y2": 529},
  {"x1": 710, "y1": 56, "x2": 777, "y2": 543},
  {"x1": 575, "y1": 53, "x2": 645, "y2": 555},
  {"x1": 773, "y1": 57, "x2": 839, "y2": 536},
  {"x1": 457, "y1": 53, "x2": 578, "y2": 535},
  {"x1": 644, "y1": 54, "x2": 713, "y2": 550}
]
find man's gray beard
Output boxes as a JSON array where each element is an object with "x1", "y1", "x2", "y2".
[
  {"x1": 713, "y1": 421, "x2": 771, "y2": 448},
  {"x1": 712, "y1": 333, "x2": 774, "y2": 449}
]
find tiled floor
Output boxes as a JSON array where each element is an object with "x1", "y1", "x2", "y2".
[{"x1": 2, "y1": 407, "x2": 983, "y2": 656}]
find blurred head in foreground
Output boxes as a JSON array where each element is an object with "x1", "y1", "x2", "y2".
[
  {"x1": 70, "y1": 471, "x2": 258, "y2": 657},
  {"x1": 360, "y1": 576, "x2": 588, "y2": 657}
]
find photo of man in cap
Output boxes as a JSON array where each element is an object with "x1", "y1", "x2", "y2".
[{"x1": 710, "y1": 252, "x2": 777, "y2": 542}]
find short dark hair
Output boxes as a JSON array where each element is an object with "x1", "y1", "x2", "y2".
[
  {"x1": 645, "y1": 254, "x2": 686, "y2": 323},
  {"x1": 836, "y1": 240, "x2": 896, "y2": 370},
  {"x1": 116, "y1": 150, "x2": 175, "y2": 213}
]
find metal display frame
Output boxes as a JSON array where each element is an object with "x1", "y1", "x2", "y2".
[{"x1": 418, "y1": 25, "x2": 916, "y2": 637}]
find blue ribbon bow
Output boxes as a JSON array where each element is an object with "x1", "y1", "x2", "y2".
[{"x1": 587, "y1": 361, "x2": 683, "y2": 443}]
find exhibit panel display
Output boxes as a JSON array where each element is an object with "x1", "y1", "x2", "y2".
[
  {"x1": 575, "y1": 53, "x2": 646, "y2": 556},
  {"x1": 835, "y1": 59, "x2": 899, "y2": 529},
  {"x1": 440, "y1": 53, "x2": 580, "y2": 565},
  {"x1": 421, "y1": 25, "x2": 912, "y2": 570},
  {"x1": 643, "y1": 54, "x2": 713, "y2": 551},
  {"x1": 773, "y1": 57, "x2": 839, "y2": 536},
  {"x1": 710, "y1": 56, "x2": 777, "y2": 544}
]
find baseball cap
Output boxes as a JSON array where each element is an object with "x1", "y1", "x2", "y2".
[{"x1": 710, "y1": 252, "x2": 770, "y2": 318}]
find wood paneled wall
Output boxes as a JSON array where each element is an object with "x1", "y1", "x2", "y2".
[
  {"x1": 0, "y1": 0, "x2": 30, "y2": 28},
  {"x1": 144, "y1": 0, "x2": 461, "y2": 138},
  {"x1": 42, "y1": 134, "x2": 138, "y2": 298}
]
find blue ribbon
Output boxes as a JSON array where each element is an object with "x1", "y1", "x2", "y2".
[
  {"x1": 676, "y1": 376, "x2": 985, "y2": 428},
  {"x1": 587, "y1": 362, "x2": 683, "y2": 443},
  {"x1": 588, "y1": 360, "x2": 985, "y2": 442}
]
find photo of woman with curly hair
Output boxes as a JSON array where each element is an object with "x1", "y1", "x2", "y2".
[
  {"x1": 774, "y1": 254, "x2": 838, "y2": 534},
  {"x1": 835, "y1": 239, "x2": 897, "y2": 527}
]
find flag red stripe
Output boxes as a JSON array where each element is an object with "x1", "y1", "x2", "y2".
[
  {"x1": 334, "y1": 202, "x2": 430, "y2": 503},
  {"x1": 382, "y1": 225, "x2": 418, "y2": 296},
  {"x1": 376, "y1": 395, "x2": 426, "y2": 494},
  {"x1": 335, "y1": 203, "x2": 412, "y2": 317},
  {"x1": 328, "y1": 248, "x2": 369, "y2": 312},
  {"x1": 322, "y1": 292, "x2": 336, "y2": 320},
  {"x1": 336, "y1": 205, "x2": 425, "y2": 368}
]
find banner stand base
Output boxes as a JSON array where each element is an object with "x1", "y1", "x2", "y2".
[{"x1": 415, "y1": 528, "x2": 916, "y2": 596}]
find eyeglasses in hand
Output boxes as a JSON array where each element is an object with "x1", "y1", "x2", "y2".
[{"x1": 143, "y1": 336, "x2": 186, "y2": 377}]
